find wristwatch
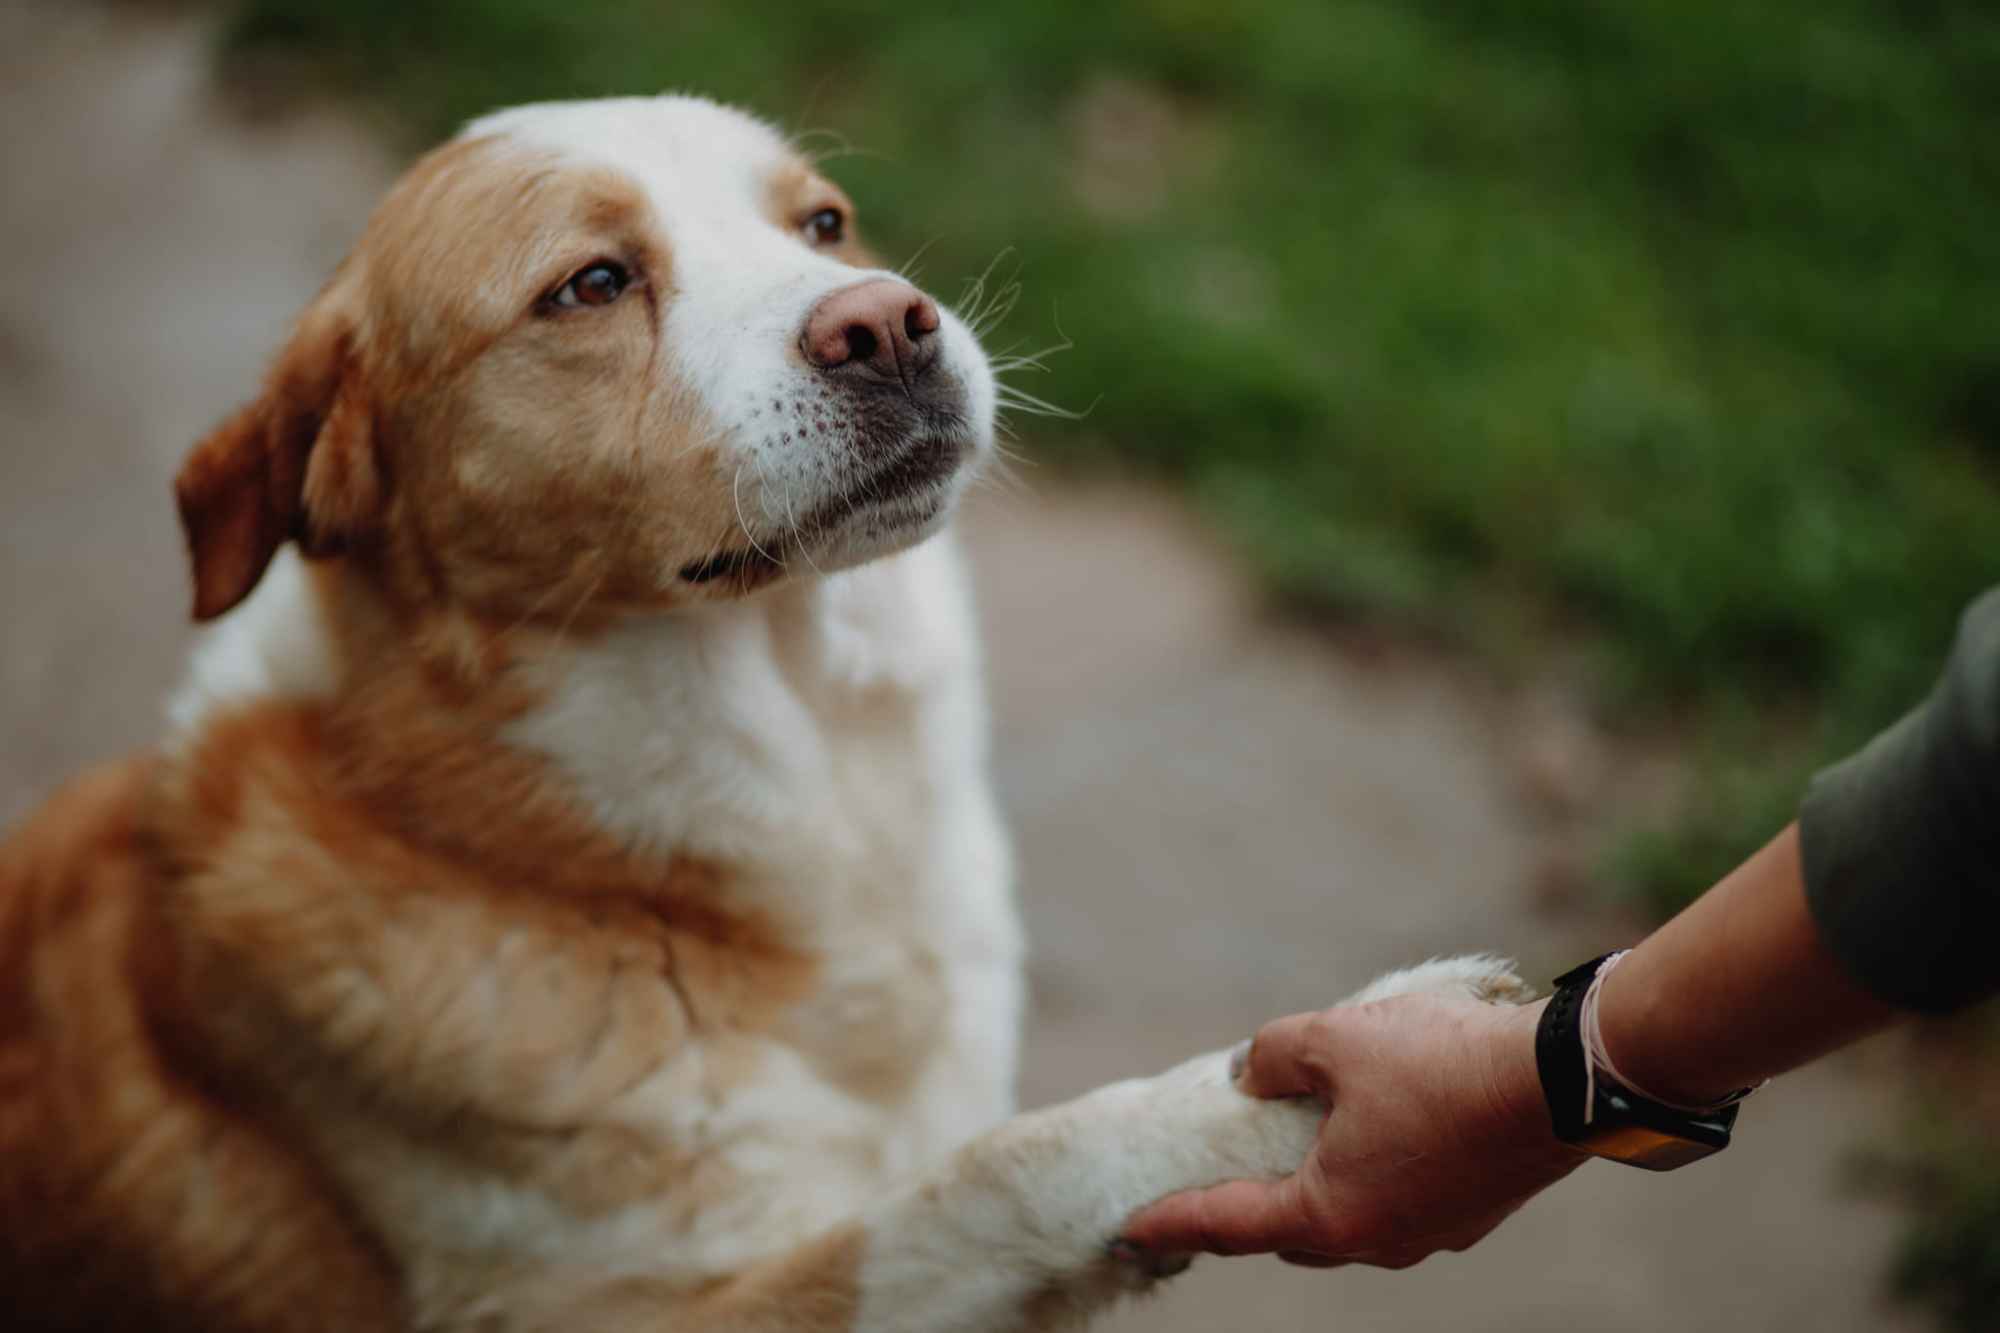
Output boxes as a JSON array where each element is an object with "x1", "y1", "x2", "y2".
[{"x1": 1534, "y1": 954, "x2": 1747, "y2": 1171}]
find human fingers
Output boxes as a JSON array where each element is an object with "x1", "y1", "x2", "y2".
[
  {"x1": 1122, "y1": 1174, "x2": 1314, "y2": 1256},
  {"x1": 1338, "y1": 1247, "x2": 1432, "y2": 1271},
  {"x1": 1332, "y1": 1210, "x2": 1518, "y2": 1270},
  {"x1": 1234, "y1": 1011, "x2": 1336, "y2": 1101}
]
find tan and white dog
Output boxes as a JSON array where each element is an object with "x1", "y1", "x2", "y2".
[{"x1": 0, "y1": 96, "x2": 1526, "y2": 1332}]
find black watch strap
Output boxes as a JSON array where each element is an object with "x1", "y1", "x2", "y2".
[{"x1": 1535, "y1": 954, "x2": 1742, "y2": 1171}]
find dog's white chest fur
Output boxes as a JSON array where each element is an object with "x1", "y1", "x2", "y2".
[{"x1": 506, "y1": 537, "x2": 1023, "y2": 1249}]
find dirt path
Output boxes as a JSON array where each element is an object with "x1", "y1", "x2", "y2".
[{"x1": 0, "y1": 6, "x2": 1923, "y2": 1329}]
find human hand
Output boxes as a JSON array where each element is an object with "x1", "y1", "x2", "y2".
[{"x1": 1122, "y1": 993, "x2": 1587, "y2": 1268}]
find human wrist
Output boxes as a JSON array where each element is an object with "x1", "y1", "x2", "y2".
[
  {"x1": 1489, "y1": 999, "x2": 1588, "y2": 1166},
  {"x1": 1593, "y1": 956, "x2": 1747, "y2": 1108}
]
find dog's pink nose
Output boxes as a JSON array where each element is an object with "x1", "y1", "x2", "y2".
[{"x1": 801, "y1": 279, "x2": 941, "y2": 383}]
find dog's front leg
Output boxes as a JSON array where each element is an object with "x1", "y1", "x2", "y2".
[
  {"x1": 673, "y1": 1049, "x2": 1320, "y2": 1333},
  {"x1": 824, "y1": 954, "x2": 1533, "y2": 1332},
  {"x1": 837, "y1": 1044, "x2": 1320, "y2": 1332}
]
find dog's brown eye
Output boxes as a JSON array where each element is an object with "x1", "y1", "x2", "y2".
[
  {"x1": 803, "y1": 208, "x2": 845, "y2": 246},
  {"x1": 552, "y1": 261, "x2": 631, "y2": 309}
]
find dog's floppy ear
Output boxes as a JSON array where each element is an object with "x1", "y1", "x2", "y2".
[{"x1": 174, "y1": 291, "x2": 383, "y2": 621}]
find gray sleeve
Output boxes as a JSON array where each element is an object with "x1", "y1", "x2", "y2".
[{"x1": 1799, "y1": 586, "x2": 2000, "y2": 1013}]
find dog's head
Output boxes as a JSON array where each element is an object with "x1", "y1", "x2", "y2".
[{"x1": 174, "y1": 96, "x2": 997, "y2": 622}]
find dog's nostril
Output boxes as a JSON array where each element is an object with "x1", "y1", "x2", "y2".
[
  {"x1": 905, "y1": 298, "x2": 940, "y2": 340},
  {"x1": 845, "y1": 324, "x2": 879, "y2": 364}
]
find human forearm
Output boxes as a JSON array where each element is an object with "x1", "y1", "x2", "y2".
[
  {"x1": 1598, "y1": 588, "x2": 2000, "y2": 1101},
  {"x1": 1594, "y1": 823, "x2": 1900, "y2": 1108}
]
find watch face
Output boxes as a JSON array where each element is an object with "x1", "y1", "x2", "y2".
[{"x1": 1580, "y1": 1124, "x2": 1724, "y2": 1172}]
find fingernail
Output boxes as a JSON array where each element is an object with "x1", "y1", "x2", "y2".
[
  {"x1": 1106, "y1": 1238, "x2": 1148, "y2": 1263},
  {"x1": 1228, "y1": 1039, "x2": 1252, "y2": 1082}
]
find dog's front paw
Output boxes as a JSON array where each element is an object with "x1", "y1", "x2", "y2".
[
  {"x1": 1066, "y1": 1050, "x2": 1319, "y2": 1290},
  {"x1": 1138, "y1": 1045, "x2": 1325, "y2": 1195},
  {"x1": 1342, "y1": 952, "x2": 1534, "y2": 1008}
]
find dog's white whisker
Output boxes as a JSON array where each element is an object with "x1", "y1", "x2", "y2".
[
  {"x1": 953, "y1": 247, "x2": 1018, "y2": 331},
  {"x1": 969, "y1": 281, "x2": 1023, "y2": 341},
  {"x1": 780, "y1": 484, "x2": 826, "y2": 578},
  {"x1": 990, "y1": 332, "x2": 1074, "y2": 380},
  {"x1": 550, "y1": 566, "x2": 609, "y2": 646},
  {"x1": 996, "y1": 385, "x2": 1094, "y2": 422},
  {"x1": 897, "y1": 236, "x2": 942, "y2": 282},
  {"x1": 732, "y1": 462, "x2": 784, "y2": 571}
]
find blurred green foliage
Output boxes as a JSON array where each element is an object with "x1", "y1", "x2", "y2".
[
  {"x1": 222, "y1": 2, "x2": 1999, "y2": 1322},
  {"x1": 1888, "y1": 1125, "x2": 2000, "y2": 1332},
  {"x1": 1855, "y1": 1010, "x2": 2000, "y2": 1333}
]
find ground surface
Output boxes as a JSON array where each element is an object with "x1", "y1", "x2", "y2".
[{"x1": 0, "y1": 6, "x2": 1926, "y2": 1329}]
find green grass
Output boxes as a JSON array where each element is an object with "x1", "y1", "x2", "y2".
[{"x1": 219, "y1": 2, "x2": 1999, "y2": 1321}]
